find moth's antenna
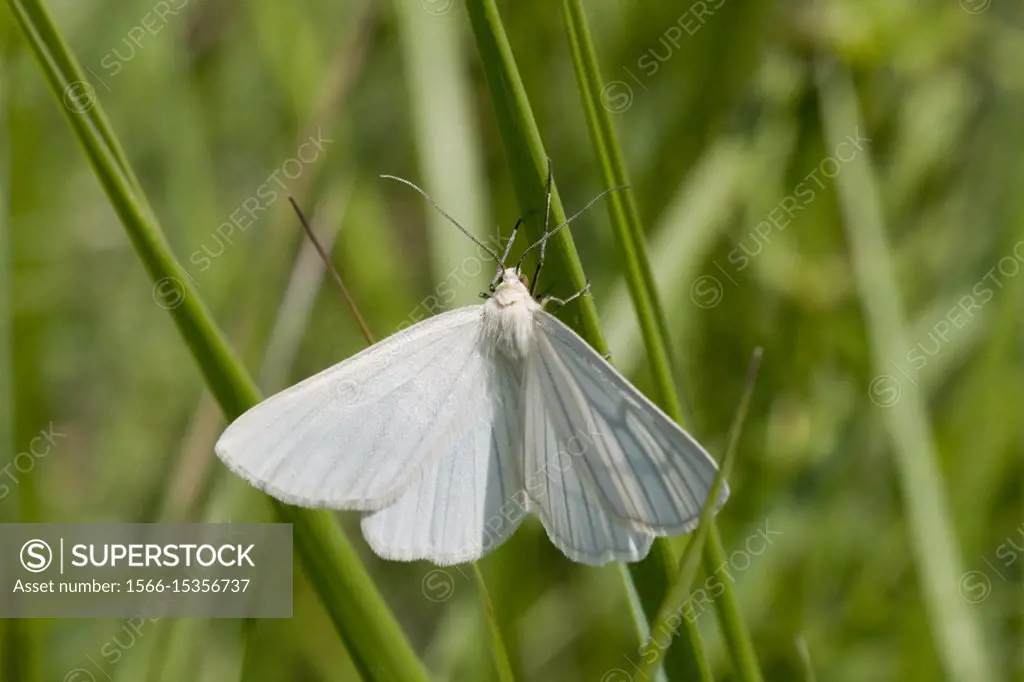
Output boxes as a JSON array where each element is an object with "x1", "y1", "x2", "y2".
[
  {"x1": 497, "y1": 206, "x2": 544, "y2": 266},
  {"x1": 287, "y1": 196, "x2": 375, "y2": 345},
  {"x1": 499, "y1": 217, "x2": 523, "y2": 266},
  {"x1": 516, "y1": 184, "x2": 628, "y2": 268},
  {"x1": 529, "y1": 158, "x2": 555, "y2": 295},
  {"x1": 381, "y1": 175, "x2": 502, "y2": 264},
  {"x1": 541, "y1": 157, "x2": 554, "y2": 236},
  {"x1": 489, "y1": 209, "x2": 546, "y2": 291},
  {"x1": 487, "y1": 216, "x2": 524, "y2": 291}
]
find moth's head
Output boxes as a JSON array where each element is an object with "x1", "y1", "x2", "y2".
[
  {"x1": 491, "y1": 267, "x2": 529, "y2": 293},
  {"x1": 505, "y1": 267, "x2": 530, "y2": 288},
  {"x1": 486, "y1": 267, "x2": 534, "y2": 307}
]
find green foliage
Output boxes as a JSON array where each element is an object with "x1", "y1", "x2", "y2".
[{"x1": 2, "y1": 1, "x2": 1021, "y2": 681}]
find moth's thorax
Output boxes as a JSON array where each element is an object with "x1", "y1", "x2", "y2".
[{"x1": 483, "y1": 268, "x2": 540, "y2": 359}]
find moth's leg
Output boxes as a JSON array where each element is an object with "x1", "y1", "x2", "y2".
[{"x1": 541, "y1": 281, "x2": 591, "y2": 309}]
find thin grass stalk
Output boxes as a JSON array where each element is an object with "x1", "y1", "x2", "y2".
[
  {"x1": 638, "y1": 348, "x2": 762, "y2": 679},
  {"x1": 147, "y1": 194, "x2": 353, "y2": 682},
  {"x1": 463, "y1": 4, "x2": 760, "y2": 680},
  {"x1": 559, "y1": 0, "x2": 679, "y2": 418},
  {"x1": 601, "y1": 140, "x2": 746, "y2": 378},
  {"x1": 472, "y1": 566, "x2": 517, "y2": 682},
  {"x1": 464, "y1": 4, "x2": 680, "y2": 673},
  {"x1": 559, "y1": 5, "x2": 705, "y2": 677},
  {"x1": 702, "y1": 527, "x2": 765, "y2": 678},
  {"x1": 7, "y1": 1, "x2": 430, "y2": 679},
  {"x1": 558, "y1": 3, "x2": 763, "y2": 679},
  {"x1": 293, "y1": 202, "x2": 516, "y2": 682}
]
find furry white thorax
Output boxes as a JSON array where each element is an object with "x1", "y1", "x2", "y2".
[{"x1": 483, "y1": 268, "x2": 541, "y2": 359}]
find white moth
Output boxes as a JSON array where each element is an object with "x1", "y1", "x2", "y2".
[{"x1": 216, "y1": 181, "x2": 728, "y2": 566}]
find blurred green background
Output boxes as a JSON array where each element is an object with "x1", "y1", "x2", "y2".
[{"x1": 1, "y1": 0, "x2": 1022, "y2": 680}]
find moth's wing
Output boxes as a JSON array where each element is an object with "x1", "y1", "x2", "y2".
[
  {"x1": 215, "y1": 306, "x2": 488, "y2": 511},
  {"x1": 531, "y1": 311, "x2": 728, "y2": 534},
  {"x1": 360, "y1": 354, "x2": 526, "y2": 565},
  {"x1": 524, "y1": 347, "x2": 653, "y2": 564}
]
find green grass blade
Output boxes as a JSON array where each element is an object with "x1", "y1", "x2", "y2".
[
  {"x1": 472, "y1": 566, "x2": 517, "y2": 682},
  {"x1": 601, "y1": 139, "x2": 746, "y2": 378},
  {"x1": 626, "y1": 522, "x2": 713, "y2": 680},
  {"x1": 464, "y1": 0, "x2": 608, "y2": 354},
  {"x1": 0, "y1": 58, "x2": 42, "y2": 682},
  {"x1": 558, "y1": 6, "x2": 710, "y2": 680},
  {"x1": 280, "y1": 507, "x2": 426, "y2": 681},
  {"x1": 703, "y1": 526, "x2": 765, "y2": 679},
  {"x1": 6, "y1": 2, "x2": 430, "y2": 679},
  {"x1": 816, "y1": 58, "x2": 995, "y2": 682},
  {"x1": 638, "y1": 348, "x2": 763, "y2": 680},
  {"x1": 558, "y1": 4, "x2": 763, "y2": 680},
  {"x1": 464, "y1": 5, "x2": 671, "y2": 676},
  {"x1": 559, "y1": 0, "x2": 679, "y2": 418}
]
